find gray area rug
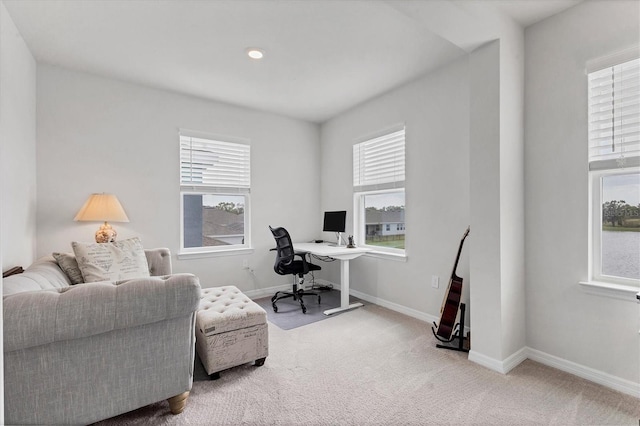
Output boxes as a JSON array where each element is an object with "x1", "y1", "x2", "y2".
[
  {"x1": 254, "y1": 289, "x2": 363, "y2": 330},
  {"x1": 93, "y1": 304, "x2": 640, "y2": 425}
]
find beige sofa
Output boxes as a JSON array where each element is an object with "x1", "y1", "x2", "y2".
[{"x1": 3, "y1": 248, "x2": 201, "y2": 425}]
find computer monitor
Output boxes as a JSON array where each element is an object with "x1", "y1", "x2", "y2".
[
  {"x1": 323, "y1": 211, "x2": 346, "y2": 245},
  {"x1": 323, "y1": 210, "x2": 346, "y2": 232}
]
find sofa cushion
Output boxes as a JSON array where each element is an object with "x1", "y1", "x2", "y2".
[
  {"x1": 72, "y1": 237, "x2": 150, "y2": 283},
  {"x1": 52, "y1": 252, "x2": 84, "y2": 284},
  {"x1": 2, "y1": 256, "x2": 72, "y2": 296}
]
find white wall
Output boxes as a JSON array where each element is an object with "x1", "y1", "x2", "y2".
[
  {"x1": 0, "y1": 0, "x2": 36, "y2": 270},
  {"x1": 0, "y1": 1, "x2": 37, "y2": 420},
  {"x1": 525, "y1": 0, "x2": 640, "y2": 385},
  {"x1": 320, "y1": 56, "x2": 471, "y2": 323},
  {"x1": 36, "y1": 65, "x2": 320, "y2": 292},
  {"x1": 496, "y1": 15, "x2": 526, "y2": 364},
  {"x1": 468, "y1": 40, "x2": 504, "y2": 362},
  {"x1": 467, "y1": 33, "x2": 527, "y2": 369}
]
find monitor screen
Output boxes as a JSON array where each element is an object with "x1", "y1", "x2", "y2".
[{"x1": 323, "y1": 210, "x2": 346, "y2": 233}]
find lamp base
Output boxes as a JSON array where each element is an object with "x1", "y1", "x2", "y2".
[{"x1": 95, "y1": 222, "x2": 117, "y2": 243}]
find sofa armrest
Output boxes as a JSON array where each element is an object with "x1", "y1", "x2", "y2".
[
  {"x1": 145, "y1": 248, "x2": 172, "y2": 276},
  {"x1": 3, "y1": 274, "x2": 201, "y2": 353}
]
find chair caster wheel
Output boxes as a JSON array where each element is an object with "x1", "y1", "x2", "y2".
[
  {"x1": 302, "y1": 306, "x2": 307, "y2": 314},
  {"x1": 272, "y1": 304, "x2": 278, "y2": 313}
]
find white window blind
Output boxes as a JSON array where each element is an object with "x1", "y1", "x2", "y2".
[
  {"x1": 588, "y1": 57, "x2": 640, "y2": 170},
  {"x1": 353, "y1": 128, "x2": 405, "y2": 192},
  {"x1": 180, "y1": 135, "x2": 250, "y2": 191}
]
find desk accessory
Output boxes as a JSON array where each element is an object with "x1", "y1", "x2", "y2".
[{"x1": 347, "y1": 235, "x2": 355, "y2": 248}]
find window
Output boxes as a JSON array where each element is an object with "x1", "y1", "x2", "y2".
[
  {"x1": 179, "y1": 132, "x2": 251, "y2": 255},
  {"x1": 353, "y1": 126, "x2": 405, "y2": 256},
  {"x1": 588, "y1": 56, "x2": 639, "y2": 286}
]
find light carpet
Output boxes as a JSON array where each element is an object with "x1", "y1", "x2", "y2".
[{"x1": 94, "y1": 303, "x2": 640, "y2": 425}]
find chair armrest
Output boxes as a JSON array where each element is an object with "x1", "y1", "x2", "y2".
[
  {"x1": 3, "y1": 274, "x2": 201, "y2": 352},
  {"x1": 293, "y1": 251, "x2": 312, "y2": 274}
]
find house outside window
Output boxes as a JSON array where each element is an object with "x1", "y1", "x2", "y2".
[
  {"x1": 179, "y1": 132, "x2": 251, "y2": 255},
  {"x1": 587, "y1": 55, "x2": 639, "y2": 286},
  {"x1": 353, "y1": 126, "x2": 406, "y2": 256}
]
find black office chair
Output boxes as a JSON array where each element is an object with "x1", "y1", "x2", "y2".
[{"x1": 269, "y1": 226, "x2": 321, "y2": 314}]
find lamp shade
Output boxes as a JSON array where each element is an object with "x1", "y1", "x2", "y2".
[{"x1": 74, "y1": 193, "x2": 129, "y2": 223}]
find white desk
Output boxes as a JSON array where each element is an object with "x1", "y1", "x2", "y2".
[{"x1": 294, "y1": 243, "x2": 372, "y2": 315}]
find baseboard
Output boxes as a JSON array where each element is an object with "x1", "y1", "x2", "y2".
[
  {"x1": 349, "y1": 287, "x2": 471, "y2": 335},
  {"x1": 526, "y1": 347, "x2": 640, "y2": 398},
  {"x1": 350, "y1": 288, "x2": 640, "y2": 398},
  {"x1": 468, "y1": 347, "x2": 528, "y2": 374},
  {"x1": 247, "y1": 283, "x2": 640, "y2": 398},
  {"x1": 243, "y1": 284, "x2": 290, "y2": 300},
  {"x1": 350, "y1": 288, "x2": 436, "y2": 322}
]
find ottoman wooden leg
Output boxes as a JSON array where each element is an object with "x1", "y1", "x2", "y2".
[
  {"x1": 255, "y1": 357, "x2": 266, "y2": 367},
  {"x1": 168, "y1": 391, "x2": 189, "y2": 414}
]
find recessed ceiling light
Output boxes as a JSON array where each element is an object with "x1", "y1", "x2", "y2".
[{"x1": 246, "y1": 48, "x2": 264, "y2": 60}]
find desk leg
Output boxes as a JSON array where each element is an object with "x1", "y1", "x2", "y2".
[{"x1": 323, "y1": 259, "x2": 364, "y2": 316}]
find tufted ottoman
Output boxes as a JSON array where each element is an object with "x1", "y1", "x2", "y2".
[{"x1": 196, "y1": 286, "x2": 268, "y2": 379}]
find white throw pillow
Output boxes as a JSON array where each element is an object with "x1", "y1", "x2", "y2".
[{"x1": 71, "y1": 237, "x2": 150, "y2": 283}]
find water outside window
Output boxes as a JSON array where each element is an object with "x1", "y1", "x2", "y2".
[
  {"x1": 601, "y1": 173, "x2": 640, "y2": 280},
  {"x1": 363, "y1": 192, "x2": 405, "y2": 249}
]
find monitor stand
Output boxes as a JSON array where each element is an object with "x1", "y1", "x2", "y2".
[{"x1": 328, "y1": 232, "x2": 342, "y2": 247}]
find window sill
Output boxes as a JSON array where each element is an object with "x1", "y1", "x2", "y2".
[
  {"x1": 364, "y1": 250, "x2": 407, "y2": 262},
  {"x1": 177, "y1": 247, "x2": 254, "y2": 260},
  {"x1": 578, "y1": 281, "x2": 639, "y2": 302}
]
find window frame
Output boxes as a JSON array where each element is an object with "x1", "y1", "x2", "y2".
[
  {"x1": 179, "y1": 189, "x2": 252, "y2": 256},
  {"x1": 353, "y1": 188, "x2": 406, "y2": 258},
  {"x1": 178, "y1": 131, "x2": 252, "y2": 257},
  {"x1": 584, "y1": 50, "x2": 640, "y2": 291},
  {"x1": 588, "y1": 167, "x2": 640, "y2": 287},
  {"x1": 352, "y1": 124, "x2": 407, "y2": 260}
]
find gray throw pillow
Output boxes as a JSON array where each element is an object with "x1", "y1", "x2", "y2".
[
  {"x1": 52, "y1": 252, "x2": 85, "y2": 284},
  {"x1": 71, "y1": 237, "x2": 150, "y2": 283}
]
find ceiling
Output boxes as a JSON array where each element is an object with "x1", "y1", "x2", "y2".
[{"x1": 4, "y1": 0, "x2": 583, "y2": 123}]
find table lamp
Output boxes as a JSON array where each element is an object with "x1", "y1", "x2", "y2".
[{"x1": 74, "y1": 193, "x2": 129, "y2": 243}]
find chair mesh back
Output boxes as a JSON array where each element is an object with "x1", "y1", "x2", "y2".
[{"x1": 269, "y1": 226, "x2": 295, "y2": 275}]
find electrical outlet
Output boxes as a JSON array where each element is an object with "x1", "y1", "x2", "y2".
[
  {"x1": 242, "y1": 259, "x2": 249, "y2": 269},
  {"x1": 431, "y1": 275, "x2": 439, "y2": 289}
]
